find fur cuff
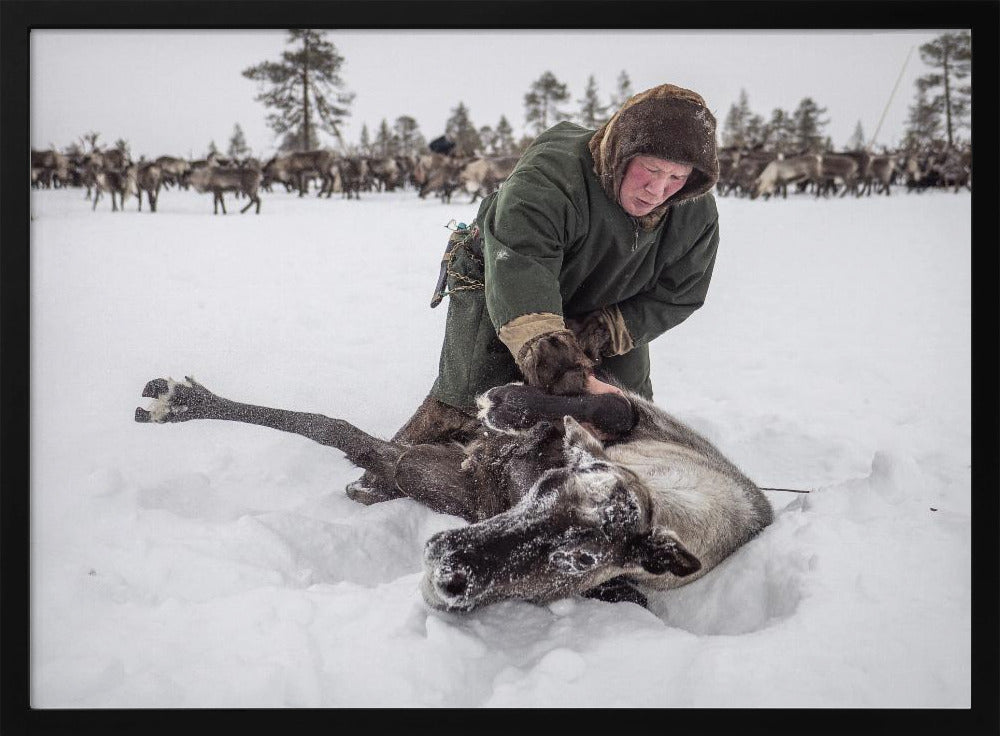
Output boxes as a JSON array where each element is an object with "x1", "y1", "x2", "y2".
[
  {"x1": 516, "y1": 330, "x2": 593, "y2": 395},
  {"x1": 498, "y1": 312, "x2": 568, "y2": 358},
  {"x1": 565, "y1": 306, "x2": 634, "y2": 362}
]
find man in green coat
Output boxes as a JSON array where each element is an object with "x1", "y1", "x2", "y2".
[{"x1": 348, "y1": 83, "x2": 720, "y2": 504}]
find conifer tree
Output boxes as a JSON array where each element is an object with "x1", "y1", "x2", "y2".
[
  {"x1": 495, "y1": 116, "x2": 515, "y2": 156},
  {"x1": 374, "y1": 118, "x2": 395, "y2": 157},
  {"x1": 577, "y1": 74, "x2": 609, "y2": 128},
  {"x1": 524, "y1": 71, "x2": 570, "y2": 134},
  {"x1": 227, "y1": 123, "x2": 250, "y2": 159},
  {"x1": 609, "y1": 70, "x2": 634, "y2": 109},
  {"x1": 846, "y1": 120, "x2": 866, "y2": 151},
  {"x1": 113, "y1": 138, "x2": 131, "y2": 161},
  {"x1": 765, "y1": 108, "x2": 795, "y2": 154},
  {"x1": 792, "y1": 97, "x2": 830, "y2": 153},
  {"x1": 721, "y1": 89, "x2": 753, "y2": 148},
  {"x1": 445, "y1": 102, "x2": 482, "y2": 157},
  {"x1": 393, "y1": 116, "x2": 425, "y2": 158},
  {"x1": 916, "y1": 31, "x2": 971, "y2": 147},
  {"x1": 478, "y1": 125, "x2": 497, "y2": 155},
  {"x1": 242, "y1": 29, "x2": 354, "y2": 152},
  {"x1": 277, "y1": 130, "x2": 309, "y2": 153},
  {"x1": 903, "y1": 86, "x2": 942, "y2": 151},
  {"x1": 745, "y1": 113, "x2": 767, "y2": 150},
  {"x1": 358, "y1": 124, "x2": 372, "y2": 156}
]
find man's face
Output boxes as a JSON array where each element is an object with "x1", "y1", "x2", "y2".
[{"x1": 618, "y1": 155, "x2": 694, "y2": 217}]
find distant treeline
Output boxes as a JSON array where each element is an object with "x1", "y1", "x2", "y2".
[
  {"x1": 37, "y1": 30, "x2": 970, "y2": 166},
  {"x1": 30, "y1": 31, "x2": 972, "y2": 211}
]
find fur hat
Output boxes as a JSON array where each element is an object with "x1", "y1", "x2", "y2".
[{"x1": 589, "y1": 84, "x2": 719, "y2": 230}]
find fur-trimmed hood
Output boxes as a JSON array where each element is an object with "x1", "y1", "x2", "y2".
[{"x1": 589, "y1": 84, "x2": 719, "y2": 230}]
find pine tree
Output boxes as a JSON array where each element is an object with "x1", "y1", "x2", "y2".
[
  {"x1": 445, "y1": 102, "x2": 482, "y2": 157},
  {"x1": 721, "y1": 89, "x2": 753, "y2": 149},
  {"x1": 393, "y1": 116, "x2": 425, "y2": 158},
  {"x1": 242, "y1": 29, "x2": 355, "y2": 152},
  {"x1": 524, "y1": 71, "x2": 570, "y2": 135},
  {"x1": 478, "y1": 125, "x2": 497, "y2": 156},
  {"x1": 846, "y1": 120, "x2": 866, "y2": 151},
  {"x1": 227, "y1": 123, "x2": 250, "y2": 159},
  {"x1": 113, "y1": 138, "x2": 131, "y2": 161},
  {"x1": 495, "y1": 116, "x2": 515, "y2": 156},
  {"x1": 745, "y1": 113, "x2": 767, "y2": 150},
  {"x1": 791, "y1": 97, "x2": 829, "y2": 153},
  {"x1": 765, "y1": 108, "x2": 795, "y2": 154},
  {"x1": 358, "y1": 124, "x2": 372, "y2": 156},
  {"x1": 206, "y1": 140, "x2": 220, "y2": 158},
  {"x1": 577, "y1": 74, "x2": 609, "y2": 128},
  {"x1": 916, "y1": 31, "x2": 971, "y2": 147},
  {"x1": 609, "y1": 70, "x2": 634, "y2": 109},
  {"x1": 277, "y1": 131, "x2": 309, "y2": 153},
  {"x1": 374, "y1": 118, "x2": 395, "y2": 157},
  {"x1": 903, "y1": 86, "x2": 942, "y2": 151}
]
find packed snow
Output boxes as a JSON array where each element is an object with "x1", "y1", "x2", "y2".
[{"x1": 29, "y1": 184, "x2": 971, "y2": 708}]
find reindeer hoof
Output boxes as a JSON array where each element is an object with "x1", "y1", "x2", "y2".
[
  {"x1": 476, "y1": 383, "x2": 541, "y2": 434},
  {"x1": 134, "y1": 376, "x2": 207, "y2": 424},
  {"x1": 141, "y1": 378, "x2": 170, "y2": 398},
  {"x1": 581, "y1": 577, "x2": 649, "y2": 608},
  {"x1": 345, "y1": 477, "x2": 403, "y2": 505}
]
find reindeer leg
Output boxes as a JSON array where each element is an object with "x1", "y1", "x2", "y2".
[
  {"x1": 478, "y1": 384, "x2": 637, "y2": 440},
  {"x1": 135, "y1": 377, "x2": 482, "y2": 521}
]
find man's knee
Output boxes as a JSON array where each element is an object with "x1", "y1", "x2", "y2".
[{"x1": 392, "y1": 393, "x2": 479, "y2": 445}]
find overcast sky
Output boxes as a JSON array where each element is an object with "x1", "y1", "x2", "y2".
[{"x1": 31, "y1": 29, "x2": 953, "y2": 159}]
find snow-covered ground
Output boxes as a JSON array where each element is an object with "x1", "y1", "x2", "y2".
[{"x1": 29, "y1": 184, "x2": 971, "y2": 708}]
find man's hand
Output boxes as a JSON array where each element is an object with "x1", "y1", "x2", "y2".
[{"x1": 585, "y1": 374, "x2": 624, "y2": 396}]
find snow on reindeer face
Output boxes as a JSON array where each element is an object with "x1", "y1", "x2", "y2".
[{"x1": 419, "y1": 417, "x2": 700, "y2": 612}]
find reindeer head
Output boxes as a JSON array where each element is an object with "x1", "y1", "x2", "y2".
[{"x1": 420, "y1": 417, "x2": 701, "y2": 612}]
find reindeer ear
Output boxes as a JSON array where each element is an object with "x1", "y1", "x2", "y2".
[
  {"x1": 562, "y1": 416, "x2": 608, "y2": 462},
  {"x1": 630, "y1": 527, "x2": 701, "y2": 577}
]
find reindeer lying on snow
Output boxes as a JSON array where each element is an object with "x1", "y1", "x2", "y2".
[{"x1": 135, "y1": 377, "x2": 772, "y2": 612}]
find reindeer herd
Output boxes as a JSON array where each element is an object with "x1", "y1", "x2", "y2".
[
  {"x1": 30, "y1": 139, "x2": 971, "y2": 214},
  {"x1": 717, "y1": 142, "x2": 973, "y2": 200},
  {"x1": 29, "y1": 146, "x2": 521, "y2": 214}
]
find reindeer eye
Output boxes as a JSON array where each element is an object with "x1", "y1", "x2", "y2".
[{"x1": 549, "y1": 547, "x2": 600, "y2": 573}]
